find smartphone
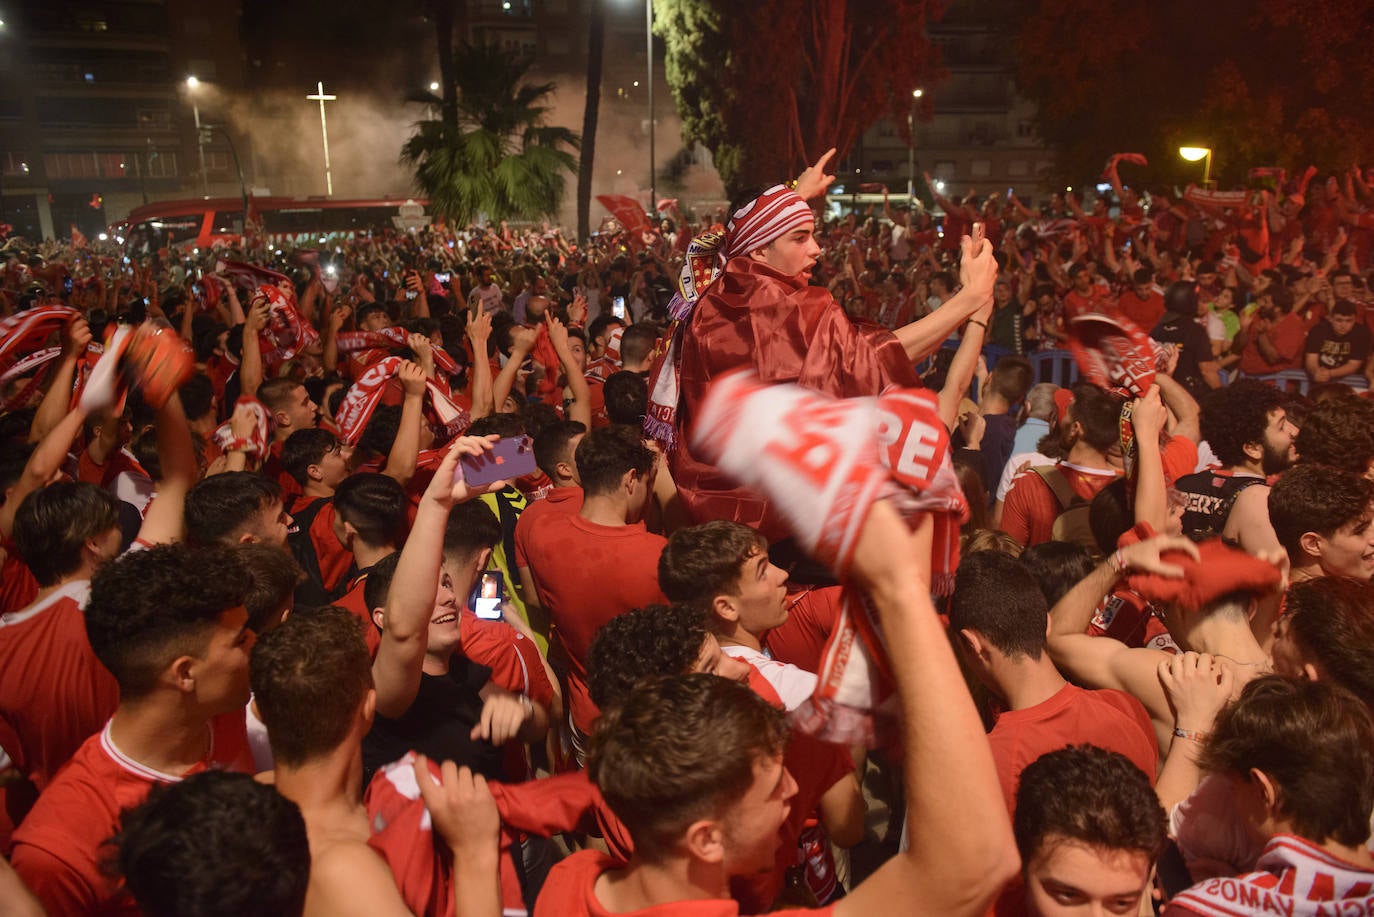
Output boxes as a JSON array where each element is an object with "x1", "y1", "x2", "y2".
[
  {"x1": 405, "y1": 290, "x2": 418, "y2": 301},
  {"x1": 458, "y1": 434, "x2": 536, "y2": 487},
  {"x1": 192, "y1": 282, "x2": 203, "y2": 296},
  {"x1": 434, "y1": 272, "x2": 451, "y2": 284},
  {"x1": 612, "y1": 295, "x2": 627, "y2": 320},
  {"x1": 469, "y1": 571, "x2": 504, "y2": 620},
  {"x1": 63, "y1": 276, "x2": 73, "y2": 294}
]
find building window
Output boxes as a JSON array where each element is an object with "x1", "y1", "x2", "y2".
[
  {"x1": 935, "y1": 160, "x2": 956, "y2": 180},
  {"x1": 971, "y1": 160, "x2": 991, "y2": 178},
  {"x1": 1008, "y1": 160, "x2": 1029, "y2": 177}
]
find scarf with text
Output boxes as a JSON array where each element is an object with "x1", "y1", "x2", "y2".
[{"x1": 334, "y1": 356, "x2": 470, "y2": 447}]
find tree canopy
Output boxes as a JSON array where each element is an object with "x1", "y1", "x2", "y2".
[
  {"x1": 402, "y1": 43, "x2": 579, "y2": 225},
  {"x1": 654, "y1": 0, "x2": 946, "y2": 198},
  {"x1": 1013, "y1": 0, "x2": 1374, "y2": 186}
]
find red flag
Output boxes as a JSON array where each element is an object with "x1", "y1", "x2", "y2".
[
  {"x1": 595, "y1": 195, "x2": 652, "y2": 236},
  {"x1": 70, "y1": 225, "x2": 88, "y2": 249},
  {"x1": 244, "y1": 196, "x2": 264, "y2": 246}
]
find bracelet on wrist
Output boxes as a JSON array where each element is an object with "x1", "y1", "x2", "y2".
[
  {"x1": 1173, "y1": 726, "x2": 1210, "y2": 743},
  {"x1": 967, "y1": 319, "x2": 988, "y2": 331}
]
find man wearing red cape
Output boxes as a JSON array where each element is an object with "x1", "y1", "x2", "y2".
[{"x1": 647, "y1": 150, "x2": 998, "y2": 544}]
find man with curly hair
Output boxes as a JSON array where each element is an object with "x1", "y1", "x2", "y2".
[
  {"x1": 1173, "y1": 380, "x2": 1294, "y2": 553},
  {"x1": 1295, "y1": 395, "x2": 1374, "y2": 479},
  {"x1": 1268, "y1": 464, "x2": 1374, "y2": 581}
]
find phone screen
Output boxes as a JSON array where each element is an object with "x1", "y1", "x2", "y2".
[
  {"x1": 434, "y1": 272, "x2": 451, "y2": 284},
  {"x1": 471, "y1": 571, "x2": 504, "y2": 620},
  {"x1": 612, "y1": 296, "x2": 627, "y2": 320}
]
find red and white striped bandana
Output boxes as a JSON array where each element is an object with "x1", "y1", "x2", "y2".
[{"x1": 724, "y1": 184, "x2": 815, "y2": 259}]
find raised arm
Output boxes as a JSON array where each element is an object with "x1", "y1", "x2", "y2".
[
  {"x1": 836, "y1": 508, "x2": 1019, "y2": 917},
  {"x1": 29, "y1": 316, "x2": 90, "y2": 444},
  {"x1": 238, "y1": 295, "x2": 268, "y2": 400},
  {"x1": 893, "y1": 227, "x2": 997, "y2": 362},
  {"x1": 545, "y1": 314, "x2": 591, "y2": 428},
  {"x1": 133, "y1": 393, "x2": 197, "y2": 546},
  {"x1": 373, "y1": 436, "x2": 501, "y2": 719},
  {"x1": 0, "y1": 404, "x2": 88, "y2": 538},
  {"x1": 465, "y1": 310, "x2": 495, "y2": 420},
  {"x1": 381, "y1": 361, "x2": 427, "y2": 487}
]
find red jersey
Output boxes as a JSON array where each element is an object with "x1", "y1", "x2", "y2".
[
  {"x1": 988, "y1": 683, "x2": 1158, "y2": 815},
  {"x1": 458, "y1": 610, "x2": 555, "y2": 709},
  {"x1": 764, "y1": 585, "x2": 843, "y2": 675},
  {"x1": 513, "y1": 485, "x2": 584, "y2": 571},
  {"x1": 9, "y1": 714, "x2": 253, "y2": 915},
  {"x1": 0, "y1": 538, "x2": 38, "y2": 615},
  {"x1": 285, "y1": 494, "x2": 353, "y2": 598},
  {"x1": 0, "y1": 581, "x2": 119, "y2": 790},
  {"x1": 1239, "y1": 311, "x2": 1307, "y2": 375},
  {"x1": 535, "y1": 850, "x2": 836, "y2": 917},
  {"x1": 263, "y1": 441, "x2": 303, "y2": 504},
  {"x1": 1116, "y1": 290, "x2": 1166, "y2": 332},
  {"x1": 335, "y1": 567, "x2": 383, "y2": 657},
  {"x1": 999, "y1": 462, "x2": 1120, "y2": 548},
  {"x1": 524, "y1": 515, "x2": 667, "y2": 733}
]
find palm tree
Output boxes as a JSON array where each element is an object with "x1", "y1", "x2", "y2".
[
  {"x1": 402, "y1": 43, "x2": 579, "y2": 227},
  {"x1": 577, "y1": 0, "x2": 607, "y2": 241}
]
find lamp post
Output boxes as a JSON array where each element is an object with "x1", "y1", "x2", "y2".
[
  {"x1": 186, "y1": 76, "x2": 209, "y2": 198},
  {"x1": 907, "y1": 88, "x2": 923, "y2": 202},
  {"x1": 306, "y1": 81, "x2": 337, "y2": 196},
  {"x1": 645, "y1": 0, "x2": 655, "y2": 217},
  {"x1": 1179, "y1": 146, "x2": 1213, "y2": 188}
]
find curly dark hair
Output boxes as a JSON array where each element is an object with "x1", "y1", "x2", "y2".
[
  {"x1": 1268, "y1": 464, "x2": 1374, "y2": 558},
  {"x1": 110, "y1": 771, "x2": 309, "y2": 917},
  {"x1": 1296, "y1": 396, "x2": 1374, "y2": 474},
  {"x1": 1198, "y1": 380, "x2": 1285, "y2": 468},
  {"x1": 1014, "y1": 745, "x2": 1167, "y2": 864},
  {"x1": 586, "y1": 604, "x2": 710, "y2": 710}
]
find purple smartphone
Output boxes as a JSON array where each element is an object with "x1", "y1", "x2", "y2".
[{"x1": 458, "y1": 435, "x2": 536, "y2": 487}]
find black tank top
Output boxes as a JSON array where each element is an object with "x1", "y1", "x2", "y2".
[{"x1": 1173, "y1": 469, "x2": 1264, "y2": 542}]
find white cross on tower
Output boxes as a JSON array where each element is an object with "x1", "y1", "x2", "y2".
[{"x1": 306, "y1": 81, "x2": 337, "y2": 196}]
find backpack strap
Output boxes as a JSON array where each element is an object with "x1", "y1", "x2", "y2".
[{"x1": 1031, "y1": 465, "x2": 1082, "y2": 510}]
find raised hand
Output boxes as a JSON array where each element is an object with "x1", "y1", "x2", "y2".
[{"x1": 795, "y1": 148, "x2": 838, "y2": 201}]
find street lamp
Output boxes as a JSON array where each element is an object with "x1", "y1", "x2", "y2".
[
  {"x1": 907, "y1": 88, "x2": 924, "y2": 202},
  {"x1": 621, "y1": 0, "x2": 656, "y2": 215},
  {"x1": 186, "y1": 76, "x2": 209, "y2": 198},
  {"x1": 1179, "y1": 146, "x2": 1213, "y2": 188}
]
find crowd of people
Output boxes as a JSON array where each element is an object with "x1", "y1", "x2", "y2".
[{"x1": 1, "y1": 151, "x2": 1374, "y2": 917}]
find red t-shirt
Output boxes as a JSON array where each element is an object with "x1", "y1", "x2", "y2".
[
  {"x1": 335, "y1": 568, "x2": 383, "y2": 657},
  {"x1": 286, "y1": 494, "x2": 353, "y2": 595},
  {"x1": 1238, "y1": 311, "x2": 1307, "y2": 375},
  {"x1": 0, "y1": 581, "x2": 119, "y2": 790},
  {"x1": 459, "y1": 609, "x2": 555, "y2": 710},
  {"x1": 535, "y1": 850, "x2": 836, "y2": 917},
  {"x1": 0, "y1": 538, "x2": 39, "y2": 615},
  {"x1": 999, "y1": 462, "x2": 1120, "y2": 548},
  {"x1": 9, "y1": 714, "x2": 254, "y2": 915},
  {"x1": 1116, "y1": 290, "x2": 1166, "y2": 332},
  {"x1": 525, "y1": 515, "x2": 667, "y2": 733},
  {"x1": 513, "y1": 486, "x2": 585, "y2": 571},
  {"x1": 988, "y1": 683, "x2": 1158, "y2": 816},
  {"x1": 764, "y1": 585, "x2": 843, "y2": 676},
  {"x1": 263, "y1": 440, "x2": 303, "y2": 504}
]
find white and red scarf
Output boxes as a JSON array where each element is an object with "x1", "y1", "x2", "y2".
[
  {"x1": 690, "y1": 370, "x2": 967, "y2": 747},
  {"x1": 212, "y1": 397, "x2": 270, "y2": 460},
  {"x1": 0, "y1": 305, "x2": 76, "y2": 374},
  {"x1": 334, "y1": 356, "x2": 470, "y2": 446},
  {"x1": 335, "y1": 327, "x2": 460, "y2": 375},
  {"x1": 1168, "y1": 834, "x2": 1374, "y2": 917}
]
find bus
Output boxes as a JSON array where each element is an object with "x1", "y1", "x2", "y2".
[{"x1": 112, "y1": 196, "x2": 433, "y2": 252}]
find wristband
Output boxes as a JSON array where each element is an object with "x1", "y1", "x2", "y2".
[
  {"x1": 1173, "y1": 726, "x2": 1210, "y2": 743},
  {"x1": 967, "y1": 319, "x2": 988, "y2": 330}
]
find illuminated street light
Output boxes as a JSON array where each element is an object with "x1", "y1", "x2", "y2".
[
  {"x1": 306, "y1": 81, "x2": 337, "y2": 196},
  {"x1": 907, "y1": 87, "x2": 925, "y2": 201},
  {"x1": 1179, "y1": 146, "x2": 1213, "y2": 187},
  {"x1": 429, "y1": 81, "x2": 439, "y2": 91}
]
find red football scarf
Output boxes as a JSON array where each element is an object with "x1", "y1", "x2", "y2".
[
  {"x1": 335, "y1": 356, "x2": 470, "y2": 446},
  {"x1": 0, "y1": 305, "x2": 76, "y2": 375},
  {"x1": 1065, "y1": 311, "x2": 1161, "y2": 399},
  {"x1": 212, "y1": 397, "x2": 270, "y2": 460},
  {"x1": 250, "y1": 285, "x2": 319, "y2": 369},
  {"x1": 691, "y1": 370, "x2": 967, "y2": 747},
  {"x1": 335, "y1": 327, "x2": 459, "y2": 375},
  {"x1": 0, "y1": 346, "x2": 61, "y2": 412}
]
